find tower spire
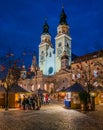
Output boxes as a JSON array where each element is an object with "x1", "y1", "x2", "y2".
[
  {"x1": 42, "y1": 18, "x2": 49, "y2": 34},
  {"x1": 59, "y1": 6, "x2": 67, "y2": 25}
]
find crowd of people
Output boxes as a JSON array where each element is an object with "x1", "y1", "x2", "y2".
[{"x1": 17, "y1": 94, "x2": 51, "y2": 110}]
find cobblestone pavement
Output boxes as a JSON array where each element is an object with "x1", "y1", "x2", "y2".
[{"x1": 0, "y1": 104, "x2": 103, "y2": 130}]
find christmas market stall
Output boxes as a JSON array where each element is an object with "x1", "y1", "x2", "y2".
[
  {"x1": 92, "y1": 86, "x2": 103, "y2": 105},
  {"x1": 7, "y1": 85, "x2": 30, "y2": 108},
  {"x1": 65, "y1": 83, "x2": 85, "y2": 109}
]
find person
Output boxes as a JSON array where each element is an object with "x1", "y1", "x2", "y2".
[
  {"x1": 18, "y1": 96, "x2": 21, "y2": 109},
  {"x1": 45, "y1": 94, "x2": 48, "y2": 104},
  {"x1": 35, "y1": 95, "x2": 41, "y2": 110},
  {"x1": 43, "y1": 95, "x2": 46, "y2": 104},
  {"x1": 87, "y1": 102, "x2": 92, "y2": 111},
  {"x1": 28, "y1": 96, "x2": 32, "y2": 110},
  {"x1": 22, "y1": 95, "x2": 26, "y2": 110},
  {"x1": 25, "y1": 97, "x2": 29, "y2": 110},
  {"x1": 41, "y1": 94, "x2": 44, "y2": 105},
  {"x1": 32, "y1": 96, "x2": 36, "y2": 110},
  {"x1": 48, "y1": 96, "x2": 51, "y2": 104}
]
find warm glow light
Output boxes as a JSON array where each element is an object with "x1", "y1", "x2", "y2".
[
  {"x1": 31, "y1": 85, "x2": 34, "y2": 91},
  {"x1": 44, "y1": 84, "x2": 47, "y2": 90},
  {"x1": 90, "y1": 92, "x2": 96, "y2": 97},
  {"x1": 38, "y1": 84, "x2": 40, "y2": 89}
]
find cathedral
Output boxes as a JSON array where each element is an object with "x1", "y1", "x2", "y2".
[
  {"x1": 39, "y1": 7, "x2": 71, "y2": 75},
  {"x1": 18, "y1": 7, "x2": 103, "y2": 104},
  {"x1": 19, "y1": 7, "x2": 72, "y2": 92}
]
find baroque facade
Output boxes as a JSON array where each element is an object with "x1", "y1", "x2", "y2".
[{"x1": 18, "y1": 8, "x2": 103, "y2": 97}]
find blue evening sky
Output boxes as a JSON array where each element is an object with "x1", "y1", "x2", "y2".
[{"x1": 0, "y1": 0, "x2": 103, "y2": 65}]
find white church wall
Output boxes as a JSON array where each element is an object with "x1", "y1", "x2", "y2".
[{"x1": 45, "y1": 46, "x2": 55, "y2": 75}]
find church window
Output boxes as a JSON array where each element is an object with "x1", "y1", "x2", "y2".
[
  {"x1": 58, "y1": 42, "x2": 62, "y2": 47},
  {"x1": 41, "y1": 51, "x2": 44, "y2": 54},
  {"x1": 65, "y1": 43, "x2": 69, "y2": 48},
  {"x1": 67, "y1": 43, "x2": 69, "y2": 47},
  {"x1": 49, "y1": 52, "x2": 52, "y2": 57}
]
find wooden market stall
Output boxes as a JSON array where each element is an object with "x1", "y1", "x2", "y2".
[
  {"x1": 65, "y1": 83, "x2": 85, "y2": 109},
  {"x1": 0, "y1": 85, "x2": 30, "y2": 108}
]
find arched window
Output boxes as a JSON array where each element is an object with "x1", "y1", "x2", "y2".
[
  {"x1": 41, "y1": 51, "x2": 44, "y2": 54},
  {"x1": 49, "y1": 52, "x2": 52, "y2": 57},
  {"x1": 58, "y1": 42, "x2": 62, "y2": 47},
  {"x1": 67, "y1": 43, "x2": 69, "y2": 47}
]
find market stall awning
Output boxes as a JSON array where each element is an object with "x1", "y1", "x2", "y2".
[{"x1": 65, "y1": 83, "x2": 85, "y2": 92}]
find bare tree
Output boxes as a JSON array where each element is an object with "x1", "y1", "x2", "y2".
[{"x1": 0, "y1": 51, "x2": 21, "y2": 110}]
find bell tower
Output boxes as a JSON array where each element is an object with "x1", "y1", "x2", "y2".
[
  {"x1": 39, "y1": 20, "x2": 52, "y2": 75},
  {"x1": 55, "y1": 7, "x2": 72, "y2": 72}
]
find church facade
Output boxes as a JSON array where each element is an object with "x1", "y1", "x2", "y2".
[{"x1": 39, "y1": 7, "x2": 71, "y2": 75}]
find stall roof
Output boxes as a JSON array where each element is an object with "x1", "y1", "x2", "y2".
[
  {"x1": 65, "y1": 83, "x2": 85, "y2": 92},
  {"x1": 92, "y1": 86, "x2": 103, "y2": 92},
  {"x1": 10, "y1": 85, "x2": 30, "y2": 93},
  {"x1": 0, "y1": 85, "x2": 29, "y2": 93}
]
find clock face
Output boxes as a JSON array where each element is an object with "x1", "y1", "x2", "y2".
[{"x1": 58, "y1": 49, "x2": 62, "y2": 55}]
